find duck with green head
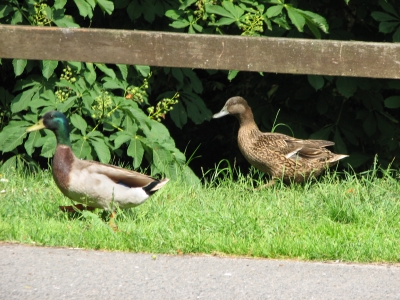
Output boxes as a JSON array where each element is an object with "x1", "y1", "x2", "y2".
[{"x1": 26, "y1": 110, "x2": 169, "y2": 215}]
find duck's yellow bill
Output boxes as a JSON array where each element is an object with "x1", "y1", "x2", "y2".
[{"x1": 26, "y1": 119, "x2": 45, "y2": 132}]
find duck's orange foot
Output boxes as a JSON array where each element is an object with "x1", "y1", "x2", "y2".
[
  {"x1": 59, "y1": 204, "x2": 96, "y2": 212},
  {"x1": 108, "y1": 211, "x2": 120, "y2": 232}
]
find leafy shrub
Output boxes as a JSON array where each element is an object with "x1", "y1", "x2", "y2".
[{"x1": 1, "y1": 0, "x2": 400, "y2": 179}]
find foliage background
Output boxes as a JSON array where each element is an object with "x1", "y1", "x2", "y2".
[{"x1": 1, "y1": 0, "x2": 400, "y2": 179}]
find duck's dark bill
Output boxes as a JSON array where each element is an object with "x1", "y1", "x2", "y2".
[{"x1": 26, "y1": 119, "x2": 45, "y2": 132}]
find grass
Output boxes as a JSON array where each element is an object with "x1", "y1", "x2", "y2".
[{"x1": 0, "y1": 164, "x2": 399, "y2": 263}]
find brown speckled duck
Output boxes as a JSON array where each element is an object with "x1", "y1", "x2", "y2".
[
  {"x1": 26, "y1": 111, "x2": 169, "y2": 221},
  {"x1": 213, "y1": 96, "x2": 348, "y2": 187}
]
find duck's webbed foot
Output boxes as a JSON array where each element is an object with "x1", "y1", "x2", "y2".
[{"x1": 109, "y1": 211, "x2": 119, "y2": 232}]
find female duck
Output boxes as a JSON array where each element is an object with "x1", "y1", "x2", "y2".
[
  {"x1": 213, "y1": 96, "x2": 348, "y2": 186},
  {"x1": 27, "y1": 111, "x2": 169, "y2": 212}
]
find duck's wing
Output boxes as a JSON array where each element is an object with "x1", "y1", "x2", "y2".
[
  {"x1": 253, "y1": 133, "x2": 305, "y2": 156},
  {"x1": 253, "y1": 133, "x2": 338, "y2": 160},
  {"x1": 285, "y1": 139, "x2": 335, "y2": 160},
  {"x1": 81, "y1": 160, "x2": 167, "y2": 189}
]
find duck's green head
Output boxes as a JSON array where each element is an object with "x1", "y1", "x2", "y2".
[{"x1": 27, "y1": 111, "x2": 71, "y2": 146}]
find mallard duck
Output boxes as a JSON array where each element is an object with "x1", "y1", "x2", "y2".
[
  {"x1": 26, "y1": 111, "x2": 169, "y2": 219},
  {"x1": 213, "y1": 96, "x2": 348, "y2": 186}
]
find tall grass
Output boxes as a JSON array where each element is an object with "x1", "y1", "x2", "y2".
[{"x1": 0, "y1": 163, "x2": 399, "y2": 263}]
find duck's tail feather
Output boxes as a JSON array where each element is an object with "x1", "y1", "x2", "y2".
[
  {"x1": 329, "y1": 154, "x2": 349, "y2": 164},
  {"x1": 143, "y1": 178, "x2": 169, "y2": 195}
]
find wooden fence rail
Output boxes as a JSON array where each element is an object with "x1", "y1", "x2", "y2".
[{"x1": 1, "y1": 24, "x2": 400, "y2": 79}]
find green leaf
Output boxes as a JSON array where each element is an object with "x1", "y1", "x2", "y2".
[
  {"x1": 182, "y1": 94, "x2": 211, "y2": 124},
  {"x1": 72, "y1": 137, "x2": 91, "y2": 159},
  {"x1": 0, "y1": 5, "x2": 14, "y2": 18},
  {"x1": 171, "y1": 68, "x2": 184, "y2": 83},
  {"x1": 192, "y1": 23, "x2": 203, "y2": 32},
  {"x1": 84, "y1": 63, "x2": 97, "y2": 85},
  {"x1": 228, "y1": 70, "x2": 239, "y2": 81},
  {"x1": 41, "y1": 89, "x2": 57, "y2": 102},
  {"x1": 90, "y1": 137, "x2": 110, "y2": 163},
  {"x1": 371, "y1": 11, "x2": 399, "y2": 22},
  {"x1": 12, "y1": 59, "x2": 27, "y2": 77},
  {"x1": 11, "y1": 88, "x2": 37, "y2": 113},
  {"x1": 384, "y1": 95, "x2": 400, "y2": 108},
  {"x1": 378, "y1": 0, "x2": 400, "y2": 18},
  {"x1": 86, "y1": 131, "x2": 102, "y2": 138},
  {"x1": 127, "y1": 138, "x2": 144, "y2": 169},
  {"x1": 169, "y1": 100, "x2": 187, "y2": 128},
  {"x1": 179, "y1": 0, "x2": 197, "y2": 10},
  {"x1": 210, "y1": 17, "x2": 236, "y2": 26},
  {"x1": 153, "y1": 145, "x2": 172, "y2": 173},
  {"x1": 55, "y1": 79, "x2": 78, "y2": 93},
  {"x1": 127, "y1": 1, "x2": 142, "y2": 21},
  {"x1": 0, "y1": 121, "x2": 30, "y2": 152},
  {"x1": 53, "y1": 15, "x2": 80, "y2": 28},
  {"x1": 43, "y1": 6, "x2": 53, "y2": 19},
  {"x1": 222, "y1": 1, "x2": 244, "y2": 20},
  {"x1": 165, "y1": 9, "x2": 184, "y2": 20},
  {"x1": 116, "y1": 64, "x2": 128, "y2": 80},
  {"x1": 308, "y1": 75, "x2": 324, "y2": 91},
  {"x1": 170, "y1": 19, "x2": 190, "y2": 28},
  {"x1": 25, "y1": 131, "x2": 41, "y2": 156},
  {"x1": 182, "y1": 68, "x2": 203, "y2": 93},
  {"x1": 266, "y1": 5, "x2": 283, "y2": 18},
  {"x1": 305, "y1": 18, "x2": 321, "y2": 39},
  {"x1": 11, "y1": 10, "x2": 22, "y2": 24},
  {"x1": 205, "y1": 4, "x2": 233, "y2": 18},
  {"x1": 102, "y1": 78, "x2": 126, "y2": 90},
  {"x1": 42, "y1": 60, "x2": 58, "y2": 80},
  {"x1": 86, "y1": 0, "x2": 96, "y2": 9},
  {"x1": 148, "y1": 121, "x2": 171, "y2": 143},
  {"x1": 336, "y1": 77, "x2": 357, "y2": 98},
  {"x1": 379, "y1": 21, "x2": 400, "y2": 33},
  {"x1": 286, "y1": 6, "x2": 305, "y2": 32},
  {"x1": 95, "y1": 63, "x2": 116, "y2": 79},
  {"x1": 135, "y1": 65, "x2": 150, "y2": 77},
  {"x1": 271, "y1": 15, "x2": 291, "y2": 30},
  {"x1": 0, "y1": 156, "x2": 16, "y2": 172},
  {"x1": 300, "y1": 10, "x2": 329, "y2": 33},
  {"x1": 54, "y1": 0, "x2": 67, "y2": 9},
  {"x1": 58, "y1": 96, "x2": 77, "y2": 112},
  {"x1": 70, "y1": 114, "x2": 87, "y2": 134},
  {"x1": 96, "y1": 0, "x2": 114, "y2": 15},
  {"x1": 74, "y1": 0, "x2": 92, "y2": 18},
  {"x1": 393, "y1": 26, "x2": 400, "y2": 42},
  {"x1": 40, "y1": 133, "x2": 57, "y2": 157},
  {"x1": 68, "y1": 61, "x2": 82, "y2": 72},
  {"x1": 114, "y1": 132, "x2": 132, "y2": 148}
]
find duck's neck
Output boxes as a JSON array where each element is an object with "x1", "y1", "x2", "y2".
[
  {"x1": 54, "y1": 123, "x2": 72, "y2": 147},
  {"x1": 52, "y1": 145, "x2": 75, "y2": 193},
  {"x1": 236, "y1": 108, "x2": 260, "y2": 133}
]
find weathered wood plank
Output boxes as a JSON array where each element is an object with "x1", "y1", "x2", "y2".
[{"x1": 1, "y1": 24, "x2": 400, "y2": 79}]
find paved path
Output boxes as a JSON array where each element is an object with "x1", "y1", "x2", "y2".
[{"x1": 0, "y1": 243, "x2": 399, "y2": 299}]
